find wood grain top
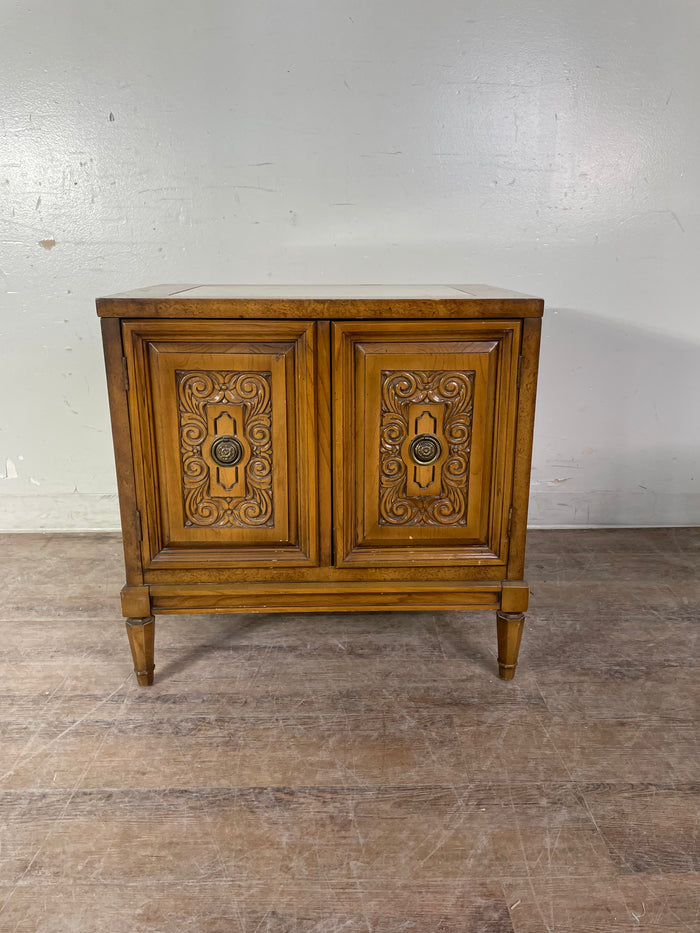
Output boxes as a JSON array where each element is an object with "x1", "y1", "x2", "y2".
[{"x1": 96, "y1": 284, "x2": 544, "y2": 319}]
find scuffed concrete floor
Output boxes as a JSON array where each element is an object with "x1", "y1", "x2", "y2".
[{"x1": 0, "y1": 529, "x2": 698, "y2": 931}]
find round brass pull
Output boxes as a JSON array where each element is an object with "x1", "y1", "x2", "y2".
[
  {"x1": 210, "y1": 435, "x2": 244, "y2": 467},
  {"x1": 409, "y1": 433, "x2": 442, "y2": 466}
]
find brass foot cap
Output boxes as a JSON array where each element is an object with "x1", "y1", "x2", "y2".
[{"x1": 135, "y1": 666, "x2": 155, "y2": 686}]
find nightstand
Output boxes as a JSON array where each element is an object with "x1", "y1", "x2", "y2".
[{"x1": 98, "y1": 285, "x2": 543, "y2": 684}]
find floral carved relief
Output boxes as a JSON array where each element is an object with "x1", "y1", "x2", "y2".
[
  {"x1": 177, "y1": 370, "x2": 274, "y2": 527},
  {"x1": 379, "y1": 370, "x2": 474, "y2": 526}
]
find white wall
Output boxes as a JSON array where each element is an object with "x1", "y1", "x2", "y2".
[{"x1": 1, "y1": 0, "x2": 699, "y2": 530}]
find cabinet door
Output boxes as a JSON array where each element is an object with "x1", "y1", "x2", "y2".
[
  {"x1": 122, "y1": 320, "x2": 318, "y2": 569},
  {"x1": 333, "y1": 321, "x2": 521, "y2": 567}
]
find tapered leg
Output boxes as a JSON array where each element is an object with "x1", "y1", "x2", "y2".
[
  {"x1": 496, "y1": 611, "x2": 524, "y2": 680},
  {"x1": 126, "y1": 616, "x2": 155, "y2": 686}
]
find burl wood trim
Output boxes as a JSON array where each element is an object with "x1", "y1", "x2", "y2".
[
  {"x1": 501, "y1": 580, "x2": 529, "y2": 613},
  {"x1": 379, "y1": 370, "x2": 474, "y2": 526},
  {"x1": 120, "y1": 585, "x2": 151, "y2": 619},
  {"x1": 97, "y1": 289, "x2": 545, "y2": 320},
  {"x1": 177, "y1": 369, "x2": 273, "y2": 528},
  {"x1": 125, "y1": 616, "x2": 155, "y2": 686}
]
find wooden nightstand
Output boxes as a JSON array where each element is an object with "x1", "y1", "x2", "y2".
[{"x1": 98, "y1": 285, "x2": 543, "y2": 684}]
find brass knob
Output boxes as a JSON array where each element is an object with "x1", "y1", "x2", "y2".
[
  {"x1": 409, "y1": 433, "x2": 442, "y2": 466},
  {"x1": 210, "y1": 435, "x2": 243, "y2": 467}
]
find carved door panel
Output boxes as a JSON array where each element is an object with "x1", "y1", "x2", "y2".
[
  {"x1": 333, "y1": 321, "x2": 521, "y2": 567},
  {"x1": 122, "y1": 320, "x2": 318, "y2": 569}
]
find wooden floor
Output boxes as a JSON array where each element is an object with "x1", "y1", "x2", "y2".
[{"x1": 0, "y1": 529, "x2": 698, "y2": 932}]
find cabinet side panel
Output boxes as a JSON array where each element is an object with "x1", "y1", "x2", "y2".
[
  {"x1": 507, "y1": 317, "x2": 542, "y2": 579},
  {"x1": 332, "y1": 323, "x2": 358, "y2": 564},
  {"x1": 100, "y1": 317, "x2": 143, "y2": 584}
]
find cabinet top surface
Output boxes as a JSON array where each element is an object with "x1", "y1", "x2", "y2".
[{"x1": 97, "y1": 284, "x2": 544, "y2": 319}]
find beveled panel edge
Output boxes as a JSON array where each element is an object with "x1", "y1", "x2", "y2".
[
  {"x1": 484, "y1": 322, "x2": 521, "y2": 565},
  {"x1": 337, "y1": 544, "x2": 508, "y2": 567},
  {"x1": 143, "y1": 544, "x2": 316, "y2": 570}
]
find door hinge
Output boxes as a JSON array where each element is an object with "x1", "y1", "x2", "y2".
[
  {"x1": 134, "y1": 509, "x2": 143, "y2": 541},
  {"x1": 516, "y1": 355, "x2": 523, "y2": 390},
  {"x1": 121, "y1": 357, "x2": 130, "y2": 393},
  {"x1": 507, "y1": 506, "x2": 513, "y2": 537}
]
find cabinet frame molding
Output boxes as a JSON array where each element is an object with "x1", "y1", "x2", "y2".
[
  {"x1": 121, "y1": 319, "x2": 320, "y2": 570},
  {"x1": 332, "y1": 320, "x2": 522, "y2": 567}
]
